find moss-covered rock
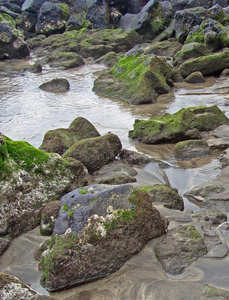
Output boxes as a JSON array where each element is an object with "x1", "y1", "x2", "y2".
[
  {"x1": 62, "y1": 133, "x2": 122, "y2": 173},
  {"x1": 38, "y1": 187, "x2": 167, "y2": 291},
  {"x1": 39, "y1": 78, "x2": 70, "y2": 93},
  {"x1": 155, "y1": 225, "x2": 207, "y2": 274},
  {"x1": 34, "y1": 28, "x2": 142, "y2": 60},
  {"x1": 179, "y1": 51, "x2": 229, "y2": 77},
  {"x1": 40, "y1": 117, "x2": 100, "y2": 156},
  {"x1": 174, "y1": 139, "x2": 210, "y2": 159},
  {"x1": 129, "y1": 105, "x2": 229, "y2": 144},
  {"x1": 43, "y1": 51, "x2": 85, "y2": 69},
  {"x1": 0, "y1": 135, "x2": 87, "y2": 254},
  {"x1": 144, "y1": 40, "x2": 183, "y2": 57},
  {"x1": 141, "y1": 184, "x2": 184, "y2": 211},
  {"x1": 174, "y1": 42, "x2": 211, "y2": 65},
  {"x1": 93, "y1": 51, "x2": 173, "y2": 105}
]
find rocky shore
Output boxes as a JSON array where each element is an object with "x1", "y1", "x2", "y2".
[{"x1": 2, "y1": 0, "x2": 229, "y2": 299}]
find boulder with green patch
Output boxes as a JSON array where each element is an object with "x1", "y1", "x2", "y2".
[
  {"x1": 129, "y1": 105, "x2": 229, "y2": 144},
  {"x1": 38, "y1": 186, "x2": 167, "y2": 291},
  {"x1": 179, "y1": 51, "x2": 229, "y2": 77},
  {"x1": 0, "y1": 135, "x2": 87, "y2": 255},
  {"x1": 39, "y1": 117, "x2": 100, "y2": 156},
  {"x1": 93, "y1": 51, "x2": 173, "y2": 105}
]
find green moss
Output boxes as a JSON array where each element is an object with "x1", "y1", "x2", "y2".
[
  {"x1": 0, "y1": 13, "x2": 16, "y2": 26},
  {"x1": 79, "y1": 190, "x2": 88, "y2": 194},
  {"x1": 185, "y1": 28, "x2": 205, "y2": 44},
  {"x1": 0, "y1": 136, "x2": 50, "y2": 180},
  {"x1": 58, "y1": 3, "x2": 70, "y2": 20}
]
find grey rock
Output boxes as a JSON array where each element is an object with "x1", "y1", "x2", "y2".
[{"x1": 39, "y1": 78, "x2": 70, "y2": 93}]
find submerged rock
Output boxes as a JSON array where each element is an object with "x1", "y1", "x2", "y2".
[
  {"x1": 129, "y1": 105, "x2": 228, "y2": 144},
  {"x1": 62, "y1": 133, "x2": 122, "y2": 173},
  {"x1": 39, "y1": 78, "x2": 70, "y2": 93},
  {"x1": 39, "y1": 187, "x2": 167, "y2": 291},
  {"x1": 155, "y1": 225, "x2": 207, "y2": 274},
  {"x1": 93, "y1": 52, "x2": 173, "y2": 105},
  {"x1": 39, "y1": 117, "x2": 100, "y2": 155},
  {"x1": 173, "y1": 139, "x2": 210, "y2": 159}
]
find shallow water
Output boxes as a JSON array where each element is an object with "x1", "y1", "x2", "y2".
[{"x1": 1, "y1": 58, "x2": 229, "y2": 296}]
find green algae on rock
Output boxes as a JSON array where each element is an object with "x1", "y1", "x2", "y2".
[
  {"x1": 155, "y1": 225, "x2": 207, "y2": 274},
  {"x1": 93, "y1": 52, "x2": 173, "y2": 105},
  {"x1": 43, "y1": 51, "x2": 85, "y2": 69},
  {"x1": 39, "y1": 117, "x2": 100, "y2": 156},
  {"x1": 129, "y1": 105, "x2": 229, "y2": 144},
  {"x1": 0, "y1": 135, "x2": 87, "y2": 254},
  {"x1": 33, "y1": 28, "x2": 142, "y2": 60},
  {"x1": 141, "y1": 184, "x2": 184, "y2": 211},
  {"x1": 179, "y1": 51, "x2": 229, "y2": 77},
  {"x1": 62, "y1": 133, "x2": 122, "y2": 173},
  {"x1": 38, "y1": 188, "x2": 167, "y2": 291}
]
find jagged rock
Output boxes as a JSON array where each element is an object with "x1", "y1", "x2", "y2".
[
  {"x1": 22, "y1": 0, "x2": 45, "y2": 14},
  {"x1": 129, "y1": 105, "x2": 228, "y2": 144},
  {"x1": 0, "y1": 13, "x2": 30, "y2": 59},
  {"x1": 93, "y1": 50, "x2": 173, "y2": 104},
  {"x1": 39, "y1": 117, "x2": 100, "y2": 156},
  {"x1": 141, "y1": 184, "x2": 184, "y2": 210},
  {"x1": 39, "y1": 186, "x2": 167, "y2": 291},
  {"x1": 86, "y1": 0, "x2": 109, "y2": 29},
  {"x1": 15, "y1": 11, "x2": 37, "y2": 34},
  {"x1": 39, "y1": 78, "x2": 70, "y2": 93},
  {"x1": 155, "y1": 225, "x2": 207, "y2": 274},
  {"x1": 62, "y1": 133, "x2": 122, "y2": 173},
  {"x1": 120, "y1": 0, "x2": 172, "y2": 40},
  {"x1": 36, "y1": 2, "x2": 70, "y2": 35}
]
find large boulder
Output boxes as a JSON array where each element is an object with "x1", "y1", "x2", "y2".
[
  {"x1": 144, "y1": 40, "x2": 183, "y2": 57},
  {"x1": 129, "y1": 105, "x2": 229, "y2": 144},
  {"x1": 174, "y1": 5, "x2": 229, "y2": 43},
  {"x1": 0, "y1": 13, "x2": 29, "y2": 59},
  {"x1": 93, "y1": 49, "x2": 174, "y2": 105},
  {"x1": 179, "y1": 51, "x2": 229, "y2": 77},
  {"x1": 120, "y1": 0, "x2": 172, "y2": 40},
  {"x1": 174, "y1": 42, "x2": 211, "y2": 65},
  {"x1": 39, "y1": 186, "x2": 167, "y2": 291},
  {"x1": 36, "y1": 2, "x2": 70, "y2": 35},
  {"x1": 0, "y1": 135, "x2": 87, "y2": 255},
  {"x1": 86, "y1": 0, "x2": 109, "y2": 29},
  {"x1": 155, "y1": 225, "x2": 207, "y2": 274},
  {"x1": 39, "y1": 117, "x2": 100, "y2": 156},
  {"x1": 22, "y1": 0, "x2": 45, "y2": 14},
  {"x1": 62, "y1": 133, "x2": 122, "y2": 173},
  {"x1": 34, "y1": 28, "x2": 142, "y2": 60},
  {"x1": 15, "y1": 11, "x2": 37, "y2": 35}
]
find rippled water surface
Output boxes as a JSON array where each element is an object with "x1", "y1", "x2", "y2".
[{"x1": 0, "y1": 59, "x2": 229, "y2": 202}]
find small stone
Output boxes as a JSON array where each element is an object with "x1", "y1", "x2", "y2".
[{"x1": 184, "y1": 71, "x2": 205, "y2": 83}]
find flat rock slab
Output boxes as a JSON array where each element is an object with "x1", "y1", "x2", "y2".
[{"x1": 154, "y1": 225, "x2": 207, "y2": 274}]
